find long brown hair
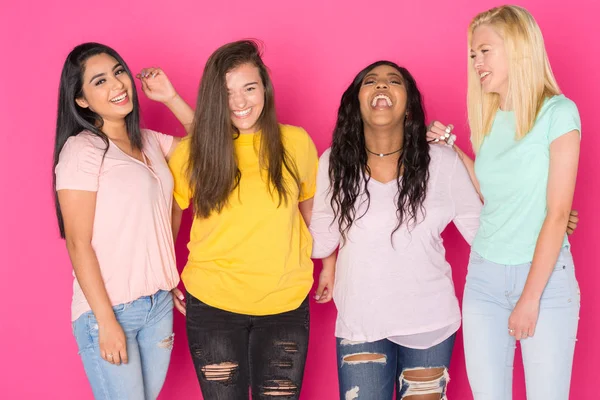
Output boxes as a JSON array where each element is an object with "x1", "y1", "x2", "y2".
[{"x1": 188, "y1": 40, "x2": 300, "y2": 218}]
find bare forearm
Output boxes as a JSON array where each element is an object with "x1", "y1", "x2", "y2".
[
  {"x1": 172, "y1": 203, "x2": 183, "y2": 242},
  {"x1": 454, "y1": 145, "x2": 482, "y2": 200},
  {"x1": 164, "y1": 95, "x2": 194, "y2": 134},
  {"x1": 66, "y1": 242, "x2": 115, "y2": 324},
  {"x1": 322, "y1": 251, "x2": 337, "y2": 271},
  {"x1": 521, "y1": 213, "x2": 571, "y2": 301}
]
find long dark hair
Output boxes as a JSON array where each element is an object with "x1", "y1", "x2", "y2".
[
  {"x1": 53, "y1": 42, "x2": 142, "y2": 238},
  {"x1": 329, "y1": 60, "x2": 430, "y2": 240},
  {"x1": 188, "y1": 39, "x2": 300, "y2": 218}
]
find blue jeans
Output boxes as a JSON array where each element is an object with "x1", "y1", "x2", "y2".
[
  {"x1": 336, "y1": 334, "x2": 455, "y2": 399},
  {"x1": 72, "y1": 290, "x2": 174, "y2": 400},
  {"x1": 462, "y1": 248, "x2": 580, "y2": 400}
]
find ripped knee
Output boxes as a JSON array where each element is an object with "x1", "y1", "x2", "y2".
[
  {"x1": 399, "y1": 367, "x2": 449, "y2": 400},
  {"x1": 345, "y1": 386, "x2": 360, "y2": 400},
  {"x1": 342, "y1": 352, "x2": 387, "y2": 365},
  {"x1": 262, "y1": 378, "x2": 298, "y2": 396},
  {"x1": 200, "y1": 361, "x2": 239, "y2": 383}
]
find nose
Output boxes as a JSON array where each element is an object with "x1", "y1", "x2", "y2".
[
  {"x1": 112, "y1": 75, "x2": 126, "y2": 91},
  {"x1": 376, "y1": 80, "x2": 389, "y2": 90},
  {"x1": 473, "y1": 54, "x2": 484, "y2": 69},
  {"x1": 230, "y1": 92, "x2": 247, "y2": 109}
]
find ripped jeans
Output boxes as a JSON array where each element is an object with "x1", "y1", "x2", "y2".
[
  {"x1": 72, "y1": 290, "x2": 174, "y2": 400},
  {"x1": 186, "y1": 294, "x2": 310, "y2": 399},
  {"x1": 337, "y1": 334, "x2": 454, "y2": 400}
]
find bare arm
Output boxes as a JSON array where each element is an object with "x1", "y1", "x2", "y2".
[
  {"x1": 453, "y1": 145, "x2": 482, "y2": 201},
  {"x1": 508, "y1": 130, "x2": 580, "y2": 340},
  {"x1": 171, "y1": 200, "x2": 184, "y2": 242},
  {"x1": 299, "y1": 197, "x2": 314, "y2": 227},
  {"x1": 137, "y1": 68, "x2": 194, "y2": 134},
  {"x1": 58, "y1": 190, "x2": 127, "y2": 364}
]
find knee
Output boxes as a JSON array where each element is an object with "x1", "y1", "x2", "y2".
[
  {"x1": 399, "y1": 367, "x2": 449, "y2": 400},
  {"x1": 200, "y1": 361, "x2": 239, "y2": 384}
]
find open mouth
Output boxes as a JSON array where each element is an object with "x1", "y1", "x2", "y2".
[
  {"x1": 233, "y1": 107, "x2": 252, "y2": 118},
  {"x1": 110, "y1": 92, "x2": 129, "y2": 104},
  {"x1": 370, "y1": 94, "x2": 393, "y2": 109}
]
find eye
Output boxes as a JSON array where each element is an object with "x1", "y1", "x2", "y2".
[
  {"x1": 363, "y1": 79, "x2": 376, "y2": 85},
  {"x1": 470, "y1": 54, "x2": 476, "y2": 59},
  {"x1": 390, "y1": 80, "x2": 402, "y2": 85},
  {"x1": 115, "y1": 68, "x2": 125, "y2": 76},
  {"x1": 482, "y1": 49, "x2": 489, "y2": 54},
  {"x1": 246, "y1": 86, "x2": 256, "y2": 92},
  {"x1": 95, "y1": 79, "x2": 106, "y2": 86}
]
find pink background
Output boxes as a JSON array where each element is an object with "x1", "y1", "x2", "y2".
[{"x1": 1, "y1": 0, "x2": 598, "y2": 398}]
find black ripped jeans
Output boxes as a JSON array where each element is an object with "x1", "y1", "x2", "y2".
[{"x1": 186, "y1": 294, "x2": 310, "y2": 399}]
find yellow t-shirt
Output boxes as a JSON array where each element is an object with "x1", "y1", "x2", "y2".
[{"x1": 169, "y1": 124, "x2": 318, "y2": 315}]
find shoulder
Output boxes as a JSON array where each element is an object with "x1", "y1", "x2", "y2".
[
  {"x1": 280, "y1": 124, "x2": 312, "y2": 146},
  {"x1": 540, "y1": 95, "x2": 580, "y2": 121},
  {"x1": 428, "y1": 144, "x2": 458, "y2": 169},
  {"x1": 61, "y1": 131, "x2": 106, "y2": 158}
]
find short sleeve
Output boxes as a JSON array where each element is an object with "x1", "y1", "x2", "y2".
[
  {"x1": 309, "y1": 148, "x2": 341, "y2": 258},
  {"x1": 298, "y1": 129, "x2": 319, "y2": 202},
  {"x1": 168, "y1": 137, "x2": 192, "y2": 210},
  {"x1": 55, "y1": 134, "x2": 104, "y2": 192},
  {"x1": 145, "y1": 129, "x2": 174, "y2": 158},
  {"x1": 547, "y1": 97, "x2": 581, "y2": 143},
  {"x1": 450, "y1": 151, "x2": 482, "y2": 245}
]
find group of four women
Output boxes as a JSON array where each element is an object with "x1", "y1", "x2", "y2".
[{"x1": 53, "y1": 4, "x2": 582, "y2": 400}]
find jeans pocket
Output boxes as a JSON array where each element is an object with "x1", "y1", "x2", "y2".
[{"x1": 540, "y1": 264, "x2": 573, "y2": 306}]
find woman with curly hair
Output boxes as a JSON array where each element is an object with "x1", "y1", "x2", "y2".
[{"x1": 309, "y1": 60, "x2": 482, "y2": 399}]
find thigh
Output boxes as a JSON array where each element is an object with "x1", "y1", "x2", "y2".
[
  {"x1": 138, "y1": 290, "x2": 174, "y2": 400},
  {"x1": 397, "y1": 334, "x2": 455, "y2": 400},
  {"x1": 336, "y1": 337, "x2": 396, "y2": 400},
  {"x1": 521, "y1": 253, "x2": 580, "y2": 400},
  {"x1": 249, "y1": 297, "x2": 310, "y2": 400},
  {"x1": 462, "y1": 253, "x2": 515, "y2": 400},
  {"x1": 73, "y1": 307, "x2": 145, "y2": 400},
  {"x1": 186, "y1": 293, "x2": 250, "y2": 400}
]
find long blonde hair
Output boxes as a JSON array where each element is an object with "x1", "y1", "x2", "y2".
[{"x1": 467, "y1": 5, "x2": 560, "y2": 152}]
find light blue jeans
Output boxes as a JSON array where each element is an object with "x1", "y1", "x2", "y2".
[
  {"x1": 462, "y1": 247, "x2": 580, "y2": 400},
  {"x1": 72, "y1": 290, "x2": 174, "y2": 400}
]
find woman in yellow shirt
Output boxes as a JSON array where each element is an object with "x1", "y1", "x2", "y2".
[{"x1": 139, "y1": 40, "x2": 318, "y2": 399}]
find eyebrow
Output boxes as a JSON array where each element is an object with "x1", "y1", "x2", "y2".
[
  {"x1": 244, "y1": 81, "x2": 259, "y2": 87},
  {"x1": 470, "y1": 44, "x2": 489, "y2": 52},
  {"x1": 364, "y1": 72, "x2": 403, "y2": 80},
  {"x1": 89, "y1": 62, "x2": 122, "y2": 84}
]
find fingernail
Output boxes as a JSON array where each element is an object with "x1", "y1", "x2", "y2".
[
  {"x1": 178, "y1": 295, "x2": 184, "y2": 300},
  {"x1": 314, "y1": 295, "x2": 321, "y2": 300}
]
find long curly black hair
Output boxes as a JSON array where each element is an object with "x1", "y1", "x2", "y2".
[{"x1": 329, "y1": 60, "x2": 430, "y2": 240}]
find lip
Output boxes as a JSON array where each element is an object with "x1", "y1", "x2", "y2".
[
  {"x1": 479, "y1": 71, "x2": 491, "y2": 83},
  {"x1": 370, "y1": 92, "x2": 394, "y2": 110},
  {"x1": 110, "y1": 91, "x2": 129, "y2": 106},
  {"x1": 232, "y1": 107, "x2": 252, "y2": 119}
]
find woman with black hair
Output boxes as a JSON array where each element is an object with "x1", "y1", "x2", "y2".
[
  {"x1": 309, "y1": 61, "x2": 482, "y2": 400},
  {"x1": 53, "y1": 42, "x2": 182, "y2": 399}
]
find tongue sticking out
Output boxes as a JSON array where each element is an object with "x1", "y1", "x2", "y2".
[{"x1": 375, "y1": 98, "x2": 391, "y2": 108}]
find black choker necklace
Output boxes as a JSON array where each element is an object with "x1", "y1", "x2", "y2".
[{"x1": 365, "y1": 147, "x2": 402, "y2": 158}]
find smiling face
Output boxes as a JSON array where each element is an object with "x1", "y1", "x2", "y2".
[
  {"x1": 75, "y1": 53, "x2": 134, "y2": 124},
  {"x1": 358, "y1": 64, "x2": 408, "y2": 130},
  {"x1": 470, "y1": 24, "x2": 509, "y2": 101},
  {"x1": 226, "y1": 63, "x2": 265, "y2": 134}
]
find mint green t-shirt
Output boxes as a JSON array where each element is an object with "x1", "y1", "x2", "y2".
[{"x1": 472, "y1": 95, "x2": 581, "y2": 265}]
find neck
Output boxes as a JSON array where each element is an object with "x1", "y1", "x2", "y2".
[
  {"x1": 364, "y1": 125, "x2": 404, "y2": 156},
  {"x1": 102, "y1": 118, "x2": 129, "y2": 141},
  {"x1": 498, "y1": 88, "x2": 512, "y2": 111}
]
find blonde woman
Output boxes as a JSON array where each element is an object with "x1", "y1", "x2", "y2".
[{"x1": 428, "y1": 5, "x2": 581, "y2": 399}]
